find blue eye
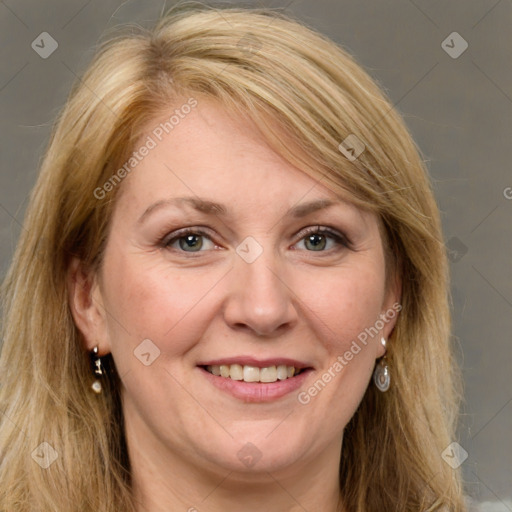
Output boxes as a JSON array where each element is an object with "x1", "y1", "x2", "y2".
[
  {"x1": 163, "y1": 228, "x2": 215, "y2": 253},
  {"x1": 161, "y1": 226, "x2": 349, "y2": 255},
  {"x1": 295, "y1": 226, "x2": 349, "y2": 252}
]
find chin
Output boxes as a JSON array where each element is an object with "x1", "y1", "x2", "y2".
[{"x1": 191, "y1": 431, "x2": 309, "y2": 476}]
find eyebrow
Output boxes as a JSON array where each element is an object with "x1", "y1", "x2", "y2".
[{"x1": 137, "y1": 196, "x2": 344, "y2": 224}]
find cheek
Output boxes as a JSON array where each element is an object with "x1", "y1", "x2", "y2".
[
  {"x1": 296, "y1": 259, "x2": 385, "y2": 414},
  {"x1": 303, "y1": 260, "x2": 386, "y2": 355},
  {"x1": 277, "y1": 261, "x2": 386, "y2": 445},
  {"x1": 299, "y1": 272, "x2": 383, "y2": 412},
  {"x1": 101, "y1": 249, "x2": 225, "y2": 359}
]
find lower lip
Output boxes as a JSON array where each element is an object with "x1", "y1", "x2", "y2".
[{"x1": 198, "y1": 366, "x2": 313, "y2": 403}]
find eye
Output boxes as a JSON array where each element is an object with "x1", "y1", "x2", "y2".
[
  {"x1": 160, "y1": 225, "x2": 351, "y2": 255},
  {"x1": 162, "y1": 228, "x2": 216, "y2": 253},
  {"x1": 294, "y1": 226, "x2": 350, "y2": 252}
]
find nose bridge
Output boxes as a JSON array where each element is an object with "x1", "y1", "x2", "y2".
[{"x1": 224, "y1": 235, "x2": 296, "y2": 336}]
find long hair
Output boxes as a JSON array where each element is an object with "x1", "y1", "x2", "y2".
[{"x1": 0, "y1": 2, "x2": 465, "y2": 510}]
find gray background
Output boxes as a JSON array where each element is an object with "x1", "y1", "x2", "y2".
[{"x1": 0, "y1": 0, "x2": 510, "y2": 509}]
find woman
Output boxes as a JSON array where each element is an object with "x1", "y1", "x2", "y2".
[{"x1": 0, "y1": 2, "x2": 466, "y2": 511}]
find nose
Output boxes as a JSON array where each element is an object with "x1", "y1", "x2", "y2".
[{"x1": 222, "y1": 245, "x2": 298, "y2": 338}]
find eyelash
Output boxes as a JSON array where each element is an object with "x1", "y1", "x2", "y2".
[{"x1": 159, "y1": 225, "x2": 351, "y2": 255}]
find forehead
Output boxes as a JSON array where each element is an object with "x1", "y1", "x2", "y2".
[
  {"x1": 123, "y1": 99, "x2": 329, "y2": 193},
  {"x1": 112, "y1": 97, "x2": 375, "y2": 232}
]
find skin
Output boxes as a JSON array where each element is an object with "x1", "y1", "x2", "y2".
[{"x1": 69, "y1": 97, "x2": 400, "y2": 512}]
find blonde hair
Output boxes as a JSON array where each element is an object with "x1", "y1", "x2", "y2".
[{"x1": 0, "y1": 2, "x2": 465, "y2": 510}]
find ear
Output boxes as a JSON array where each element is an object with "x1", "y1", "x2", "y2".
[
  {"x1": 67, "y1": 257, "x2": 111, "y2": 355},
  {"x1": 377, "y1": 269, "x2": 402, "y2": 358}
]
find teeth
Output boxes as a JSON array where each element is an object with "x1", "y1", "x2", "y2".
[
  {"x1": 205, "y1": 364, "x2": 300, "y2": 382},
  {"x1": 276, "y1": 364, "x2": 288, "y2": 380},
  {"x1": 229, "y1": 364, "x2": 243, "y2": 380},
  {"x1": 243, "y1": 365, "x2": 260, "y2": 382},
  {"x1": 260, "y1": 366, "x2": 277, "y2": 382}
]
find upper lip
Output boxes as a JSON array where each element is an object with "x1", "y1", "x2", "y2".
[{"x1": 197, "y1": 356, "x2": 312, "y2": 370}]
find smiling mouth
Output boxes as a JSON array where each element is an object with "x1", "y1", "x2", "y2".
[{"x1": 201, "y1": 364, "x2": 308, "y2": 383}]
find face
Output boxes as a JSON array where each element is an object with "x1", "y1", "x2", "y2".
[{"x1": 70, "y1": 97, "x2": 399, "y2": 479}]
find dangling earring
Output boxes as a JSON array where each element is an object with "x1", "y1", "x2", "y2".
[
  {"x1": 373, "y1": 337, "x2": 390, "y2": 392},
  {"x1": 91, "y1": 346, "x2": 104, "y2": 394}
]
